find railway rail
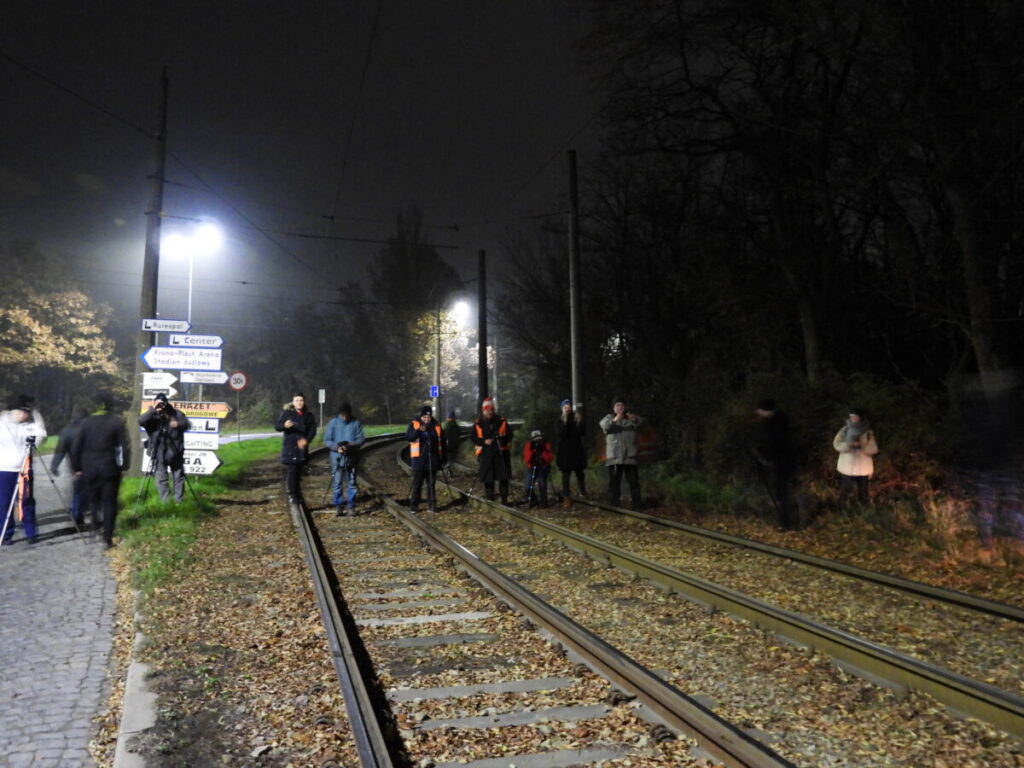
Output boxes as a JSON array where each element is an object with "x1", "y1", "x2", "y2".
[{"x1": 286, "y1": 435, "x2": 1023, "y2": 766}]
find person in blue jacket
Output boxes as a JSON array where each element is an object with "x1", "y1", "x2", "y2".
[{"x1": 324, "y1": 402, "x2": 365, "y2": 516}]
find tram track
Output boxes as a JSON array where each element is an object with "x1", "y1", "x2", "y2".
[{"x1": 291, "y1": 437, "x2": 1023, "y2": 766}]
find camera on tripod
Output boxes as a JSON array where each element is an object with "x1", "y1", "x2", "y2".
[{"x1": 25, "y1": 435, "x2": 36, "y2": 445}]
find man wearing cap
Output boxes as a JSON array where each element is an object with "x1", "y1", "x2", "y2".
[
  {"x1": 324, "y1": 402, "x2": 365, "y2": 516},
  {"x1": 0, "y1": 394, "x2": 47, "y2": 545},
  {"x1": 407, "y1": 405, "x2": 446, "y2": 513},
  {"x1": 522, "y1": 428, "x2": 554, "y2": 507},
  {"x1": 599, "y1": 397, "x2": 644, "y2": 509},
  {"x1": 139, "y1": 393, "x2": 191, "y2": 502},
  {"x1": 472, "y1": 397, "x2": 512, "y2": 504}
]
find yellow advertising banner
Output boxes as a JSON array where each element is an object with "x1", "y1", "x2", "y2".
[{"x1": 141, "y1": 400, "x2": 232, "y2": 419}]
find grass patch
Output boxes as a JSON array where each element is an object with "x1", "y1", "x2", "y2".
[{"x1": 117, "y1": 438, "x2": 280, "y2": 594}]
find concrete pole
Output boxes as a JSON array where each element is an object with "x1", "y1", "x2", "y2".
[
  {"x1": 129, "y1": 69, "x2": 168, "y2": 476},
  {"x1": 568, "y1": 150, "x2": 584, "y2": 413},
  {"x1": 433, "y1": 303, "x2": 441, "y2": 417},
  {"x1": 477, "y1": 249, "x2": 488, "y2": 412}
]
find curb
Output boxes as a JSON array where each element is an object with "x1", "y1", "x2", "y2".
[{"x1": 112, "y1": 594, "x2": 156, "y2": 768}]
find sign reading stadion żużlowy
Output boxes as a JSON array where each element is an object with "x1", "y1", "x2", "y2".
[{"x1": 142, "y1": 346, "x2": 222, "y2": 371}]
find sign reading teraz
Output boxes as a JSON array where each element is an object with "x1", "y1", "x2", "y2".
[
  {"x1": 169, "y1": 333, "x2": 223, "y2": 348},
  {"x1": 142, "y1": 346, "x2": 222, "y2": 371}
]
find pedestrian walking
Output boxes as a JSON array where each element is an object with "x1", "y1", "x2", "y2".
[
  {"x1": 51, "y1": 407, "x2": 87, "y2": 524},
  {"x1": 522, "y1": 429, "x2": 554, "y2": 506},
  {"x1": 472, "y1": 397, "x2": 512, "y2": 503},
  {"x1": 138, "y1": 393, "x2": 191, "y2": 502},
  {"x1": 0, "y1": 394, "x2": 47, "y2": 545},
  {"x1": 275, "y1": 392, "x2": 317, "y2": 505},
  {"x1": 750, "y1": 399, "x2": 799, "y2": 530},
  {"x1": 555, "y1": 398, "x2": 587, "y2": 503},
  {"x1": 407, "y1": 405, "x2": 446, "y2": 513},
  {"x1": 324, "y1": 402, "x2": 365, "y2": 516},
  {"x1": 833, "y1": 408, "x2": 879, "y2": 507},
  {"x1": 599, "y1": 397, "x2": 643, "y2": 509},
  {"x1": 69, "y1": 393, "x2": 129, "y2": 548}
]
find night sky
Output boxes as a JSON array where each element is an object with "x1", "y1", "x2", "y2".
[{"x1": 1, "y1": 1, "x2": 600, "y2": 326}]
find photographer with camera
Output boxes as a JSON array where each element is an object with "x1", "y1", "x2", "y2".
[
  {"x1": 599, "y1": 396, "x2": 644, "y2": 509},
  {"x1": 324, "y1": 402, "x2": 365, "y2": 516},
  {"x1": 1, "y1": 394, "x2": 47, "y2": 545},
  {"x1": 138, "y1": 393, "x2": 191, "y2": 502}
]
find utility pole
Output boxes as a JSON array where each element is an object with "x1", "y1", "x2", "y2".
[
  {"x1": 433, "y1": 302, "x2": 441, "y2": 417},
  {"x1": 129, "y1": 69, "x2": 168, "y2": 476},
  {"x1": 477, "y1": 249, "x2": 488, "y2": 411},
  {"x1": 568, "y1": 150, "x2": 584, "y2": 413}
]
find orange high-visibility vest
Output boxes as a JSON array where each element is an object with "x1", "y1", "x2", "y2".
[
  {"x1": 410, "y1": 420, "x2": 443, "y2": 458},
  {"x1": 474, "y1": 418, "x2": 509, "y2": 455}
]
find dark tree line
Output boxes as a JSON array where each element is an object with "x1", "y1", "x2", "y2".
[{"x1": 493, "y1": 0, "x2": 1024, "y2": 480}]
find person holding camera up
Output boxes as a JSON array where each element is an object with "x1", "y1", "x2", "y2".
[
  {"x1": 522, "y1": 429, "x2": 554, "y2": 507},
  {"x1": 1, "y1": 394, "x2": 47, "y2": 545},
  {"x1": 324, "y1": 402, "x2": 365, "y2": 516},
  {"x1": 599, "y1": 397, "x2": 644, "y2": 509},
  {"x1": 275, "y1": 392, "x2": 317, "y2": 506},
  {"x1": 139, "y1": 393, "x2": 191, "y2": 503}
]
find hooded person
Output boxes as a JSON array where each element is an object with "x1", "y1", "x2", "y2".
[
  {"x1": 522, "y1": 428, "x2": 554, "y2": 506},
  {"x1": 471, "y1": 397, "x2": 511, "y2": 503},
  {"x1": 70, "y1": 392, "x2": 129, "y2": 547},
  {"x1": 407, "y1": 405, "x2": 446, "y2": 513},
  {"x1": 138, "y1": 392, "x2": 191, "y2": 502},
  {"x1": 832, "y1": 408, "x2": 879, "y2": 506},
  {"x1": 0, "y1": 394, "x2": 47, "y2": 545},
  {"x1": 324, "y1": 402, "x2": 366, "y2": 516}
]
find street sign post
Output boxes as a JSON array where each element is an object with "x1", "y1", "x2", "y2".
[
  {"x1": 180, "y1": 371, "x2": 229, "y2": 385},
  {"x1": 184, "y1": 433, "x2": 220, "y2": 451},
  {"x1": 142, "y1": 386, "x2": 178, "y2": 400},
  {"x1": 228, "y1": 371, "x2": 248, "y2": 443},
  {"x1": 142, "y1": 372, "x2": 177, "y2": 389},
  {"x1": 429, "y1": 385, "x2": 439, "y2": 398},
  {"x1": 142, "y1": 346, "x2": 222, "y2": 371},
  {"x1": 169, "y1": 333, "x2": 223, "y2": 348},
  {"x1": 140, "y1": 400, "x2": 232, "y2": 419},
  {"x1": 187, "y1": 418, "x2": 221, "y2": 434},
  {"x1": 227, "y1": 372, "x2": 248, "y2": 391},
  {"x1": 142, "y1": 318, "x2": 191, "y2": 333},
  {"x1": 181, "y1": 450, "x2": 222, "y2": 475}
]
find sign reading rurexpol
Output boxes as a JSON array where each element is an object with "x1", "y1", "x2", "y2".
[{"x1": 142, "y1": 346, "x2": 222, "y2": 371}]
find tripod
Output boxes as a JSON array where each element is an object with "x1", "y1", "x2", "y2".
[
  {"x1": 523, "y1": 464, "x2": 539, "y2": 508},
  {"x1": 1, "y1": 438, "x2": 86, "y2": 549}
]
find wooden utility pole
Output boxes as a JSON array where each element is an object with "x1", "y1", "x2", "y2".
[
  {"x1": 129, "y1": 69, "x2": 168, "y2": 475},
  {"x1": 568, "y1": 150, "x2": 583, "y2": 412},
  {"x1": 477, "y1": 249, "x2": 488, "y2": 411}
]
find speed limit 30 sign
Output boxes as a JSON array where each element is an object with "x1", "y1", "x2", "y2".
[{"x1": 228, "y1": 371, "x2": 248, "y2": 391}]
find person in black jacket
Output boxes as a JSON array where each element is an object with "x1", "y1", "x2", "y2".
[
  {"x1": 471, "y1": 397, "x2": 512, "y2": 503},
  {"x1": 751, "y1": 399, "x2": 799, "y2": 531},
  {"x1": 406, "y1": 405, "x2": 446, "y2": 513},
  {"x1": 138, "y1": 393, "x2": 191, "y2": 502},
  {"x1": 70, "y1": 393, "x2": 129, "y2": 547},
  {"x1": 51, "y1": 407, "x2": 88, "y2": 524},
  {"x1": 555, "y1": 399, "x2": 587, "y2": 503},
  {"x1": 274, "y1": 392, "x2": 317, "y2": 505}
]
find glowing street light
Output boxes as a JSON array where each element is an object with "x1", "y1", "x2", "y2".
[{"x1": 162, "y1": 222, "x2": 223, "y2": 323}]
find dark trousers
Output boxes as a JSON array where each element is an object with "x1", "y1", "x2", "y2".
[
  {"x1": 84, "y1": 473, "x2": 121, "y2": 544},
  {"x1": 154, "y1": 458, "x2": 186, "y2": 502},
  {"x1": 607, "y1": 464, "x2": 641, "y2": 508},
  {"x1": 838, "y1": 474, "x2": 870, "y2": 506},
  {"x1": 561, "y1": 468, "x2": 586, "y2": 497},
  {"x1": 523, "y1": 466, "x2": 550, "y2": 505},
  {"x1": 283, "y1": 463, "x2": 305, "y2": 503},
  {"x1": 484, "y1": 481, "x2": 509, "y2": 504},
  {"x1": 409, "y1": 469, "x2": 438, "y2": 511},
  {"x1": 773, "y1": 468, "x2": 799, "y2": 530}
]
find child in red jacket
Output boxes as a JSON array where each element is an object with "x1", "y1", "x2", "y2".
[{"x1": 522, "y1": 429, "x2": 554, "y2": 507}]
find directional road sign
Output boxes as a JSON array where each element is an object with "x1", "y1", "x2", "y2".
[
  {"x1": 180, "y1": 371, "x2": 229, "y2": 385},
  {"x1": 142, "y1": 346, "x2": 222, "y2": 371},
  {"x1": 142, "y1": 318, "x2": 191, "y2": 333},
  {"x1": 227, "y1": 371, "x2": 248, "y2": 391},
  {"x1": 169, "y1": 333, "x2": 224, "y2": 348},
  {"x1": 429, "y1": 385, "x2": 440, "y2": 398},
  {"x1": 142, "y1": 386, "x2": 178, "y2": 400},
  {"x1": 184, "y1": 433, "x2": 220, "y2": 451},
  {"x1": 188, "y1": 418, "x2": 221, "y2": 434},
  {"x1": 182, "y1": 450, "x2": 222, "y2": 475},
  {"x1": 142, "y1": 372, "x2": 177, "y2": 389},
  {"x1": 139, "y1": 400, "x2": 232, "y2": 419}
]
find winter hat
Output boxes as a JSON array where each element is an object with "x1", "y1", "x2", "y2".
[
  {"x1": 560, "y1": 398, "x2": 571, "y2": 408},
  {"x1": 530, "y1": 429, "x2": 543, "y2": 439},
  {"x1": 339, "y1": 402, "x2": 353, "y2": 416},
  {"x1": 419, "y1": 405, "x2": 433, "y2": 417},
  {"x1": 447, "y1": 409, "x2": 456, "y2": 419},
  {"x1": 848, "y1": 407, "x2": 868, "y2": 420},
  {"x1": 481, "y1": 397, "x2": 495, "y2": 412},
  {"x1": 154, "y1": 392, "x2": 169, "y2": 404},
  {"x1": 10, "y1": 394, "x2": 34, "y2": 412}
]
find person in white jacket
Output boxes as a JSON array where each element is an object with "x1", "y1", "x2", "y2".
[
  {"x1": 833, "y1": 408, "x2": 878, "y2": 507},
  {"x1": 1, "y1": 394, "x2": 47, "y2": 545}
]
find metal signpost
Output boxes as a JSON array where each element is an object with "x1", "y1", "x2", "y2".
[{"x1": 228, "y1": 371, "x2": 248, "y2": 444}]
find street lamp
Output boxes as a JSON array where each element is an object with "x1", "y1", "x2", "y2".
[
  {"x1": 162, "y1": 222, "x2": 223, "y2": 323},
  {"x1": 433, "y1": 297, "x2": 472, "y2": 417}
]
